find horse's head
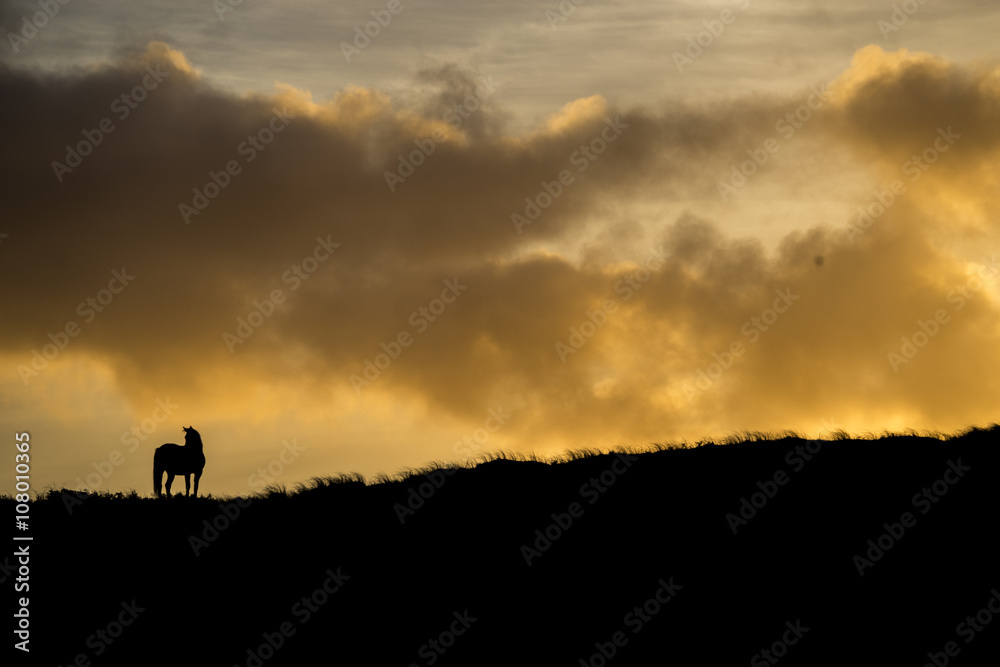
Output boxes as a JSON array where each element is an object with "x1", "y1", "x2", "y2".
[{"x1": 183, "y1": 426, "x2": 203, "y2": 448}]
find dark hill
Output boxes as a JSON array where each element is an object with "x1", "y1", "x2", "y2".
[{"x1": 7, "y1": 427, "x2": 1000, "y2": 666}]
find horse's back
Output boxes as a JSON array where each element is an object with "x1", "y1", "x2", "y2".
[{"x1": 154, "y1": 443, "x2": 205, "y2": 472}]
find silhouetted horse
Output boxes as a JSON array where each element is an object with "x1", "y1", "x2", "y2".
[{"x1": 153, "y1": 426, "x2": 206, "y2": 498}]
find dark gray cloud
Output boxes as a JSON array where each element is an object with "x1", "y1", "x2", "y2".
[{"x1": 2, "y1": 42, "x2": 999, "y2": 464}]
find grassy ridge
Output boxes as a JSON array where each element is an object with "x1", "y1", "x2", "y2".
[{"x1": 7, "y1": 425, "x2": 1000, "y2": 666}]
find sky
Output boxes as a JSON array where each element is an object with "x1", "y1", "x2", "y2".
[{"x1": 1, "y1": 0, "x2": 999, "y2": 497}]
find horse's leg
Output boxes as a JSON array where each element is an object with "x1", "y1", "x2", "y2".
[
  {"x1": 166, "y1": 473, "x2": 175, "y2": 498},
  {"x1": 194, "y1": 471, "x2": 202, "y2": 498},
  {"x1": 184, "y1": 474, "x2": 191, "y2": 497}
]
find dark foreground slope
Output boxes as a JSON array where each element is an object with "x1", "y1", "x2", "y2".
[{"x1": 7, "y1": 427, "x2": 1000, "y2": 666}]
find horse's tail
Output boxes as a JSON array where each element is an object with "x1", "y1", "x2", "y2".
[{"x1": 153, "y1": 448, "x2": 163, "y2": 497}]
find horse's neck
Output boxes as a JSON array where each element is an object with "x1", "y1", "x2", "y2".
[{"x1": 186, "y1": 438, "x2": 203, "y2": 452}]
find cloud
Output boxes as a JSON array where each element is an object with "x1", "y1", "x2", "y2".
[
  {"x1": 1, "y1": 42, "x2": 998, "y2": 464},
  {"x1": 822, "y1": 45, "x2": 1000, "y2": 235}
]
